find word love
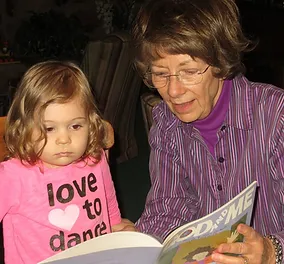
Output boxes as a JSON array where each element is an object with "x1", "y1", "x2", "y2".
[{"x1": 47, "y1": 173, "x2": 98, "y2": 206}]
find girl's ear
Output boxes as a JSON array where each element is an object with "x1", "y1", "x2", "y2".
[{"x1": 102, "y1": 120, "x2": 114, "y2": 150}]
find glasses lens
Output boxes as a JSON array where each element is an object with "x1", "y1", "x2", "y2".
[
  {"x1": 182, "y1": 74, "x2": 202, "y2": 86},
  {"x1": 144, "y1": 73, "x2": 167, "y2": 88}
]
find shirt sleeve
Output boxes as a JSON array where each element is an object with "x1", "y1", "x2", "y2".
[
  {"x1": 135, "y1": 111, "x2": 200, "y2": 241},
  {"x1": 0, "y1": 162, "x2": 21, "y2": 221},
  {"x1": 269, "y1": 108, "x2": 284, "y2": 254},
  {"x1": 100, "y1": 152, "x2": 121, "y2": 226}
]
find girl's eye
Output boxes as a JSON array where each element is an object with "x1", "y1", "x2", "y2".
[
  {"x1": 71, "y1": 124, "x2": 82, "y2": 130},
  {"x1": 45, "y1": 127, "x2": 54, "y2": 132}
]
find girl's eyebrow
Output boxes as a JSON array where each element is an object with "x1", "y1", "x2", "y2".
[
  {"x1": 71, "y1": 117, "x2": 87, "y2": 121},
  {"x1": 43, "y1": 117, "x2": 87, "y2": 122}
]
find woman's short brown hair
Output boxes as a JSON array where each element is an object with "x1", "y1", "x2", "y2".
[
  {"x1": 132, "y1": 0, "x2": 254, "y2": 79},
  {"x1": 5, "y1": 60, "x2": 106, "y2": 165}
]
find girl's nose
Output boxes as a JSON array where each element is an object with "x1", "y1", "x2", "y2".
[{"x1": 56, "y1": 132, "x2": 71, "y2": 145}]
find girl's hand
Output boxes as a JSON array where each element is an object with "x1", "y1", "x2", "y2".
[
  {"x1": 112, "y1": 218, "x2": 137, "y2": 232},
  {"x1": 211, "y1": 224, "x2": 275, "y2": 264}
]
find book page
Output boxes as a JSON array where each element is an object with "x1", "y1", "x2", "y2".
[
  {"x1": 41, "y1": 247, "x2": 162, "y2": 264},
  {"x1": 158, "y1": 181, "x2": 257, "y2": 264},
  {"x1": 39, "y1": 231, "x2": 162, "y2": 264}
]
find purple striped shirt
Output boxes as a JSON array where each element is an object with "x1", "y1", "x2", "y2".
[{"x1": 136, "y1": 75, "x2": 284, "y2": 253}]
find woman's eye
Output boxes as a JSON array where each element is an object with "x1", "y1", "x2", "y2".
[
  {"x1": 153, "y1": 72, "x2": 168, "y2": 78},
  {"x1": 181, "y1": 69, "x2": 198, "y2": 75}
]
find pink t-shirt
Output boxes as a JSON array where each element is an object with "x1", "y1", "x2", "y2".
[{"x1": 0, "y1": 153, "x2": 121, "y2": 264}]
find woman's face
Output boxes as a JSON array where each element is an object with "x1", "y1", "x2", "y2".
[{"x1": 150, "y1": 54, "x2": 224, "y2": 122}]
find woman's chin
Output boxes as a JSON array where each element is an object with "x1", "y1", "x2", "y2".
[{"x1": 175, "y1": 112, "x2": 199, "y2": 123}]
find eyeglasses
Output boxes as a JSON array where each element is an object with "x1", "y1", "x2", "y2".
[{"x1": 143, "y1": 65, "x2": 210, "y2": 89}]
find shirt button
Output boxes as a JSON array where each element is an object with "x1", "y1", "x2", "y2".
[
  {"x1": 221, "y1": 125, "x2": 226, "y2": 131},
  {"x1": 217, "y1": 184, "x2": 223, "y2": 191},
  {"x1": 218, "y1": 157, "x2": 225, "y2": 163}
]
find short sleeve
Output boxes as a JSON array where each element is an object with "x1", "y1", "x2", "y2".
[
  {"x1": 0, "y1": 162, "x2": 21, "y2": 221},
  {"x1": 99, "y1": 152, "x2": 121, "y2": 226}
]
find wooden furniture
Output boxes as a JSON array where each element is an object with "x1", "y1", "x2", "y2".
[
  {"x1": 0, "y1": 63, "x2": 27, "y2": 115},
  {"x1": 0, "y1": 116, "x2": 7, "y2": 161},
  {"x1": 140, "y1": 91, "x2": 162, "y2": 136},
  {"x1": 81, "y1": 31, "x2": 143, "y2": 163},
  {"x1": 0, "y1": 116, "x2": 5, "y2": 264}
]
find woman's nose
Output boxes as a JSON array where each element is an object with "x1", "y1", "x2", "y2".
[{"x1": 167, "y1": 75, "x2": 187, "y2": 98}]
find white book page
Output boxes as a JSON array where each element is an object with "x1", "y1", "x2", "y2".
[{"x1": 39, "y1": 231, "x2": 162, "y2": 263}]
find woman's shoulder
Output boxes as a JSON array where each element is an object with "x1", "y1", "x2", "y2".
[{"x1": 234, "y1": 75, "x2": 284, "y2": 102}]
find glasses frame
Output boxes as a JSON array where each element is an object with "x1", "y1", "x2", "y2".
[{"x1": 143, "y1": 65, "x2": 210, "y2": 89}]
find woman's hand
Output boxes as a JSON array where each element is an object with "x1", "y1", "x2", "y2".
[
  {"x1": 111, "y1": 218, "x2": 137, "y2": 232},
  {"x1": 211, "y1": 224, "x2": 275, "y2": 264}
]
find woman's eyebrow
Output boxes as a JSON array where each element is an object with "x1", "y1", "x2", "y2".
[
  {"x1": 152, "y1": 59, "x2": 195, "y2": 68},
  {"x1": 151, "y1": 64, "x2": 168, "y2": 69},
  {"x1": 179, "y1": 60, "x2": 195, "y2": 66}
]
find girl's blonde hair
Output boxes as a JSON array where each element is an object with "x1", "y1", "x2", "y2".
[{"x1": 5, "y1": 60, "x2": 106, "y2": 165}]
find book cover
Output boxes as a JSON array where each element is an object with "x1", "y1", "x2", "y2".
[{"x1": 39, "y1": 181, "x2": 257, "y2": 264}]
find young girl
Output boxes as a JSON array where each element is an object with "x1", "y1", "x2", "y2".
[{"x1": 0, "y1": 61, "x2": 134, "y2": 264}]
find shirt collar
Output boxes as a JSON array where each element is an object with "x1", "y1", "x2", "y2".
[{"x1": 225, "y1": 75, "x2": 253, "y2": 130}]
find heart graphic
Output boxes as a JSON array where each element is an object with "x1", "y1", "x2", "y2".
[{"x1": 48, "y1": 204, "x2": 80, "y2": 231}]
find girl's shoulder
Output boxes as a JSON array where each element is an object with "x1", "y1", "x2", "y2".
[
  {"x1": 69, "y1": 151, "x2": 108, "y2": 171},
  {"x1": 0, "y1": 159, "x2": 38, "y2": 184},
  {"x1": 85, "y1": 151, "x2": 108, "y2": 165},
  {"x1": 0, "y1": 159, "x2": 32, "y2": 190},
  {"x1": 0, "y1": 158, "x2": 32, "y2": 173}
]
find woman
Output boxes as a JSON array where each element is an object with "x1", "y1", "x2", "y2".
[{"x1": 132, "y1": 0, "x2": 284, "y2": 263}]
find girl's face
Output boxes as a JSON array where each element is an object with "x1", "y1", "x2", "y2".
[
  {"x1": 150, "y1": 54, "x2": 224, "y2": 122},
  {"x1": 33, "y1": 97, "x2": 89, "y2": 168}
]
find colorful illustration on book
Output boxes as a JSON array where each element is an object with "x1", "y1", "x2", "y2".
[
  {"x1": 183, "y1": 245, "x2": 215, "y2": 263},
  {"x1": 159, "y1": 215, "x2": 246, "y2": 264}
]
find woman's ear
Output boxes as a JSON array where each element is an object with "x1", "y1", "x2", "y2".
[{"x1": 211, "y1": 66, "x2": 226, "y2": 80}]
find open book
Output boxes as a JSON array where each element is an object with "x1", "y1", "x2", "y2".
[{"x1": 40, "y1": 181, "x2": 257, "y2": 264}]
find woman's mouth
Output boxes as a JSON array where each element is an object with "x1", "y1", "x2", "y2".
[{"x1": 172, "y1": 100, "x2": 195, "y2": 113}]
